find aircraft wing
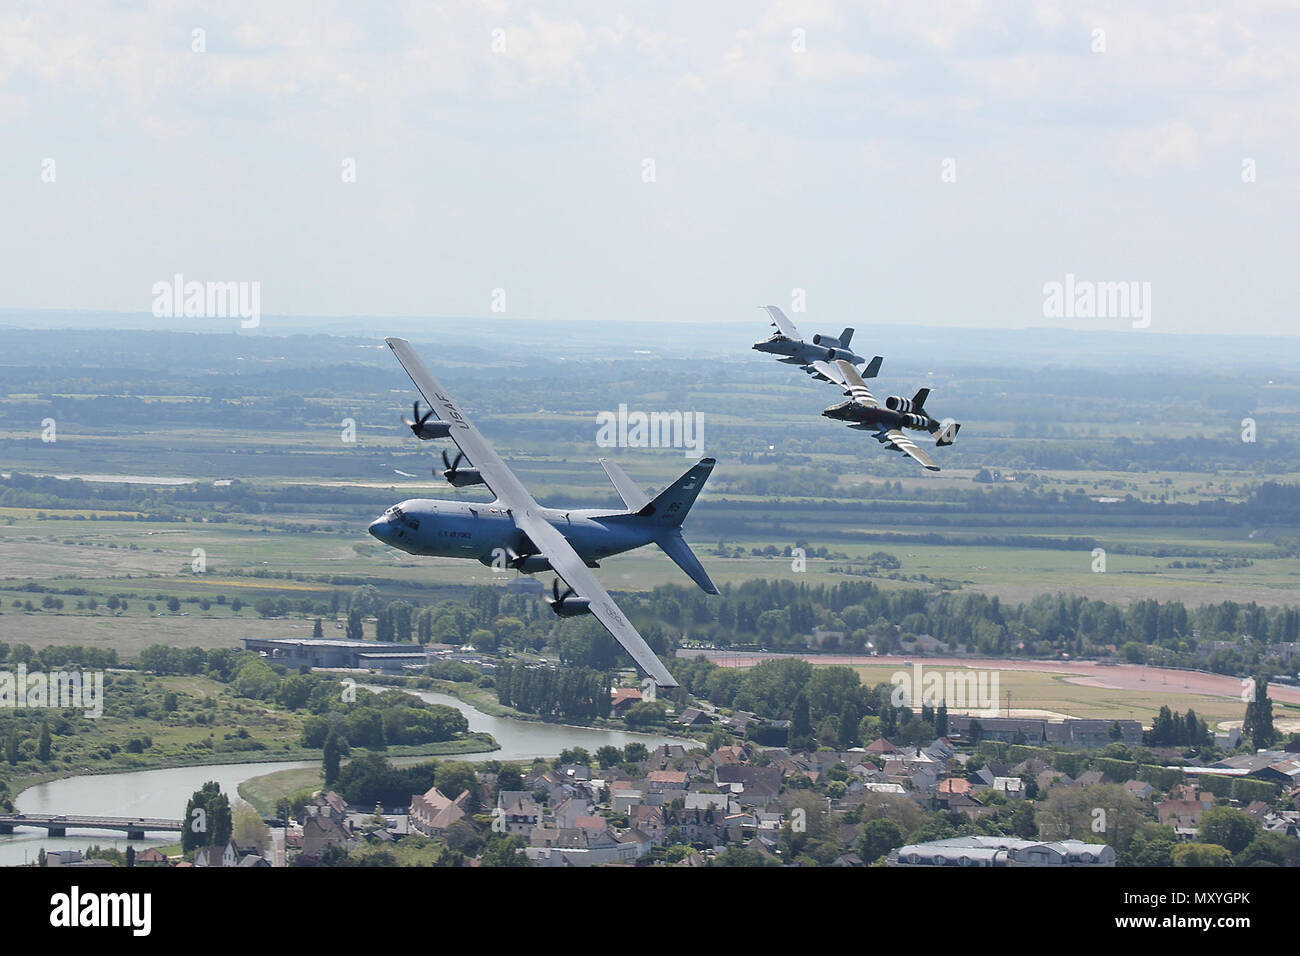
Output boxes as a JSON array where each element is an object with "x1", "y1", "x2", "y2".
[
  {"x1": 834, "y1": 359, "x2": 880, "y2": 408},
  {"x1": 385, "y1": 337, "x2": 538, "y2": 509},
  {"x1": 512, "y1": 511, "x2": 679, "y2": 687},
  {"x1": 877, "y1": 428, "x2": 940, "y2": 471},
  {"x1": 385, "y1": 336, "x2": 677, "y2": 687},
  {"x1": 762, "y1": 305, "x2": 801, "y2": 339},
  {"x1": 809, "y1": 359, "x2": 846, "y2": 385}
]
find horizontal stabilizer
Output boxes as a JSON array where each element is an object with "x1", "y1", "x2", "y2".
[{"x1": 656, "y1": 530, "x2": 719, "y2": 594}]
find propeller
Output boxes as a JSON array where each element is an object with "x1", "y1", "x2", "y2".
[
  {"x1": 441, "y1": 449, "x2": 467, "y2": 480},
  {"x1": 401, "y1": 400, "x2": 434, "y2": 437},
  {"x1": 548, "y1": 577, "x2": 577, "y2": 609}
]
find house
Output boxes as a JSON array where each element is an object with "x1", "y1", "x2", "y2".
[
  {"x1": 497, "y1": 790, "x2": 543, "y2": 835},
  {"x1": 684, "y1": 792, "x2": 732, "y2": 813},
  {"x1": 610, "y1": 687, "x2": 643, "y2": 717},
  {"x1": 1075, "y1": 770, "x2": 1109, "y2": 787},
  {"x1": 526, "y1": 826, "x2": 641, "y2": 866},
  {"x1": 1158, "y1": 785, "x2": 1215, "y2": 833},
  {"x1": 133, "y1": 848, "x2": 169, "y2": 866},
  {"x1": 992, "y1": 777, "x2": 1024, "y2": 800},
  {"x1": 193, "y1": 840, "x2": 240, "y2": 868},
  {"x1": 937, "y1": 777, "x2": 973, "y2": 796},
  {"x1": 301, "y1": 817, "x2": 349, "y2": 859},
  {"x1": 1123, "y1": 780, "x2": 1155, "y2": 800},
  {"x1": 612, "y1": 789, "x2": 644, "y2": 816},
  {"x1": 552, "y1": 796, "x2": 592, "y2": 829},
  {"x1": 409, "y1": 786, "x2": 469, "y2": 836},
  {"x1": 711, "y1": 745, "x2": 748, "y2": 766},
  {"x1": 1037, "y1": 769, "x2": 1072, "y2": 792},
  {"x1": 631, "y1": 805, "x2": 667, "y2": 844},
  {"x1": 647, "y1": 770, "x2": 689, "y2": 791},
  {"x1": 714, "y1": 765, "x2": 782, "y2": 801},
  {"x1": 677, "y1": 707, "x2": 713, "y2": 727}
]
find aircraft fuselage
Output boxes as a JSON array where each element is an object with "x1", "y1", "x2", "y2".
[
  {"x1": 822, "y1": 400, "x2": 937, "y2": 434},
  {"x1": 752, "y1": 335, "x2": 864, "y2": 368},
  {"x1": 368, "y1": 498, "x2": 657, "y2": 570}
]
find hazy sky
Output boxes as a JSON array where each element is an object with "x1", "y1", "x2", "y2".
[{"x1": 3, "y1": 1, "x2": 1298, "y2": 336}]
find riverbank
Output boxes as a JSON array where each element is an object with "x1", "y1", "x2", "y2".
[{"x1": 10, "y1": 732, "x2": 499, "y2": 806}]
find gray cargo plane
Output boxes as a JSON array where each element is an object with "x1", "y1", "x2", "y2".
[
  {"x1": 752, "y1": 305, "x2": 882, "y2": 383},
  {"x1": 821, "y1": 359, "x2": 960, "y2": 472},
  {"x1": 368, "y1": 337, "x2": 718, "y2": 688}
]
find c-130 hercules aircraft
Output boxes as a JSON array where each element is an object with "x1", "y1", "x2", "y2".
[{"x1": 368, "y1": 338, "x2": 718, "y2": 688}]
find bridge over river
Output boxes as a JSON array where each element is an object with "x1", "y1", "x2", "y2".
[{"x1": 0, "y1": 813, "x2": 182, "y2": 840}]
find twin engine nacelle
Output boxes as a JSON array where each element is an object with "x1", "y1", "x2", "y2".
[
  {"x1": 902, "y1": 412, "x2": 930, "y2": 429},
  {"x1": 812, "y1": 333, "x2": 842, "y2": 349},
  {"x1": 885, "y1": 395, "x2": 914, "y2": 413}
]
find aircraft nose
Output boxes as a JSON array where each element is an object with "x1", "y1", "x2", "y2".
[{"x1": 368, "y1": 516, "x2": 389, "y2": 540}]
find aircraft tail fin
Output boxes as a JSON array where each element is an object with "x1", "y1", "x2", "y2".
[
  {"x1": 861, "y1": 355, "x2": 883, "y2": 378},
  {"x1": 934, "y1": 421, "x2": 961, "y2": 446},
  {"x1": 637, "y1": 457, "x2": 715, "y2": 527},
  {"x1": 839, "y1": 328, "x2": 855, "y2": 347},
  {"x1": 656, "y1": 530, "x2": 719, "y2": 594},
  {"x1": 912, "y1": 387, "x2": 931, "y2": 411}
]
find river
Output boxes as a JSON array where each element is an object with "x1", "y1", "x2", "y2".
[{"x1": 2, "y1": 685, "x2": 692, "y2": 865}]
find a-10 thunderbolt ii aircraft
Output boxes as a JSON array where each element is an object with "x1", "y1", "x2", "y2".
[
  {"x1": 752, "y1": 305, "x2": 882, "y2": 383},
  {"x1": 369, "y1": 338, "x2": 718, "y2": 688},
  {"x1": 821, "y1": 359, "x2": 961, "y2": 472}
]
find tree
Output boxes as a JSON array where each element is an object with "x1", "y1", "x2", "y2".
[
  {"x1": 1198, "y1": 806, "x2": 1260, "y2": 855},
  {"x1": 182, "y1": 782, "x2": 233, "y2": 853},
  {"x1": 323, "y1": 729, "x2": 342, "y2": 786},
  {"x1": 496, "y1": 763, "x2": 523, "y2": 792},
  {"x1": 789, "y1": 692, "x2": 813, "y2": 752},
  {"x1": 1237, "y1": 831, "x2": 1300, "y2": 867},
  {"x1": 233, "y1": 804, "x2": 271, "y2": 852},
  {"x1": 5, "y1": 730, "x2": 18, "y2": 766},
  {"x1": 313, "y1": 618, "x2": 324, "y2": 638},
  {"x1": 1242, "y1": 676, "x2": 1277, "y2": 750},
  {"x1": 857, "y1": 818, "x2": 904, "y2": 863},
  {"x1": 480, "y1": 834, "x2": 531, "y2": 867},
  {"x1": 1171, "y1": 843, "x2": 1233, "y2": 867},
  {"x1": 37, "y1": 720, "x2": 51, "y2": 762},
  {"x1": 346, "y1": 608, "x2": 364, "y2": 642},
  {"x1": 435, "y1": 761, "x2": 480, "y2": 811}
]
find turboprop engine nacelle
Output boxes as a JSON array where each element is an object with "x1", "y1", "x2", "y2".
[
  {"x1": 413, "y1": 421, "x2": 452, "y2": 440},
  {"x1": 546, "y1": 596, "x2": 591, "y2": 617},
  {"x1": 443, "y1": 468, "x2": 485, "y2": 487}
]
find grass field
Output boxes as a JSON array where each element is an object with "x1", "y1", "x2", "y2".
[{"x1": 842, "y1": 663, "x2": 1300, "y2": 730}]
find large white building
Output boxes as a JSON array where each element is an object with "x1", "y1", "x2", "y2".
[{"x1": 889, "y1": 835, "x2": 1116, "y2": 867}]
